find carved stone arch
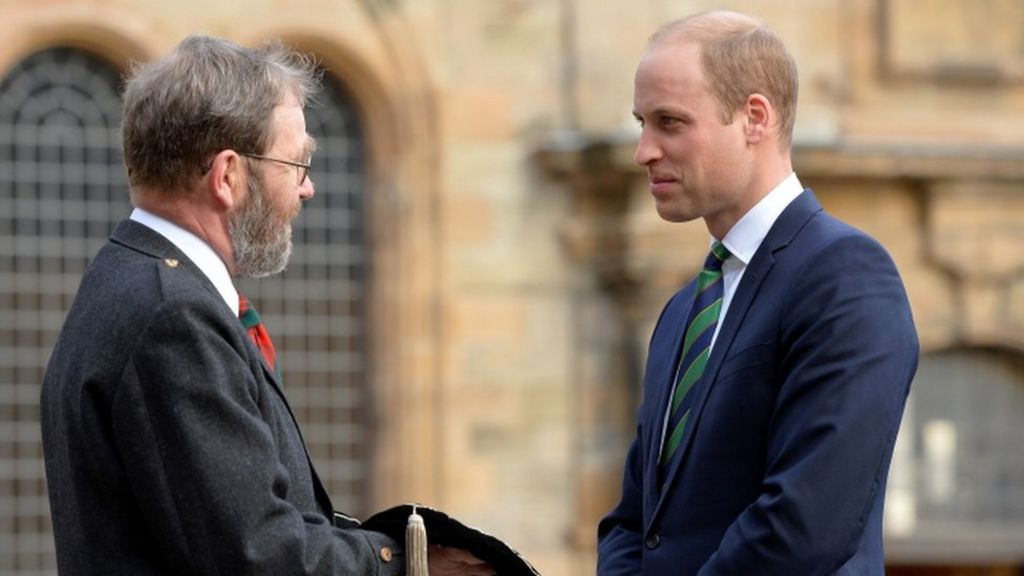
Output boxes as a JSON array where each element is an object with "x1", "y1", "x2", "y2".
[
  {"x1": 0, "y1": 8, "x2": 155, "y2": 77},
  {"x1": 243, "y1": 17, "x2": 444, "y2": 508}
]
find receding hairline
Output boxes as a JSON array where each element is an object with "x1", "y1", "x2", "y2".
[
  {"x1": 649, "y1": 10, "x2": 766, "y2": 48},
  {"x1": 640, "y1": 10, "x2": 800, "y2": 149}
]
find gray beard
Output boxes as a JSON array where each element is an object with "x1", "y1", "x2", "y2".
[{"x1": 229, "y1": 172, "x2": 293, "y2": 278}]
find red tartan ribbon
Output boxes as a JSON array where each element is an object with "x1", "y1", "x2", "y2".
[{"x1": 238, "y1": 293, "x2": 279, "y2": 377}]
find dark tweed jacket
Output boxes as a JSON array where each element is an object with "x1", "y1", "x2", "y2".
[{"x1": 41, "y1": 219, "x2": 402, "y2": 575}]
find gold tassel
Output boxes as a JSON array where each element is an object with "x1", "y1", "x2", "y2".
[{"x1": 406, "y1": 506, "x2": 429, "y2": 576}]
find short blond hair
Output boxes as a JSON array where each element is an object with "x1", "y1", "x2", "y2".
[{"x1": 652, "y1": 11, "x2": 798, "y2": 148}]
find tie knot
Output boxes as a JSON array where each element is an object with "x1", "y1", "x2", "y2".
[
  {"x1": 704, "y1": 242, "x2": 731, "y2": 271},
  {"x1": 238, "y1": 293, "x2": 262, "y2": 329}
]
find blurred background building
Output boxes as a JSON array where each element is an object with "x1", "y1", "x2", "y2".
[{"x1": 1, "y1": 0, "x2": 1022, "y2": 574}]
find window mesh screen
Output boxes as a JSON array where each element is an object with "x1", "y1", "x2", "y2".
[{"x1": 0, "y1": 47, "x2": 127, "y2": 575}]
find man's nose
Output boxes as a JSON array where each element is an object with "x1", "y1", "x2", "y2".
[
  {"x1": 634, "y1": 130, "x2": 661, "y2": 166},
  {"x1": 299, "y1": 176, "x2": 315, "y2": 200}
]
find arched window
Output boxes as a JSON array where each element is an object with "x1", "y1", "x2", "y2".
[
  {"x1": 236, "y1": 71, "x2": 372, "y2": 516},
  {"x1": 0, "y1": 47, "x2": 128, "y2": 573},
  {"x1": 886, "y1": 347, "x2": 1024, "y2": 565}
]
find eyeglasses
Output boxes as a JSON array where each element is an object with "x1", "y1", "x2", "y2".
[{"x1": 240, "y1": 153, "x2": 311, "y2": 186}]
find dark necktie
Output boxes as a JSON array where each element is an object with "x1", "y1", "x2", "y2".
[
  {"x1": 660, "y1": 242, "x2": 731, "y2": 472},
  {"x1": 238, "y1": 293, "x2": 280, "y2": 379}
]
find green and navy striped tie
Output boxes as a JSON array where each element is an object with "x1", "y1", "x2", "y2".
[{"x1": 660, "y1": 242, "x2": 731, "y2": 472}]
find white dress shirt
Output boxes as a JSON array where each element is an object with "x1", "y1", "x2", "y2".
[{"x1": 129, "y1": 208, "x2": 239, "y2": 317}]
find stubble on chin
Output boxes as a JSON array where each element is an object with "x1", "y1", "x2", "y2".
[{"x1": 653, "y1": 198, "x2": 701, "y2": 224}]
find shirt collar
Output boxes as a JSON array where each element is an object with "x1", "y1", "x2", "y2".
[
  {"x1": 129, "y1": 207, "x2": 239, "y2": 316},
  {"x1": 718, "y1": 172, "x2": 804, "y2": 266}
]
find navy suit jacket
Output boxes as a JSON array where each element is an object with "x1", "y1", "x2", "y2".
[
  {"x1": 598, "y1": 191, "x2": 919, "y2": 575},
  {"x1": 41, "y1": 220, "x2": 402, "y2": 575}
]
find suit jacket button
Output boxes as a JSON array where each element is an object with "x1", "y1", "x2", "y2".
[
  {"x1": 379, "y1": 546, "x2": 393, "y2": 562},
  {"x1": 645, "y1": 533, "x2": 660, "y2": 549}
]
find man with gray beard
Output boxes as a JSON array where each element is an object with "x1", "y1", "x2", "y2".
[{"x1": 39, "y1": 35, "x2": 490, "y2": 576}]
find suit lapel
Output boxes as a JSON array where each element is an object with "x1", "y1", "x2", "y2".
[
  {"x1": 245, "y1": 327, "x2": 336, "y2": 516},
  {"x1": 652, "y1": 191, "x2": 824, "y2": 518},
  {"x1": 642, "y1": 285, "x2": 697, "y2": 515},
  {"x1": 236, "y1": 307, "x2": 336, "y2": 516}
]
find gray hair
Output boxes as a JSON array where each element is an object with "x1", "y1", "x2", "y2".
[{"x1": 121, "y1": 35, "x2": 320, "y2": 194}]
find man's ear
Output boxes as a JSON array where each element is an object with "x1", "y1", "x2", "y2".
[
  {"x1": 743, "y1": 93, "x2": 773, "y2": 144},
  {"x1": 204, "y1": 150, "x2": 246, "y2": 212}
]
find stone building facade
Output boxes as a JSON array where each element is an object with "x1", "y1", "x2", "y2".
[{"x1": 1, "y1": 0, "x2": 1022, "y2": 574}]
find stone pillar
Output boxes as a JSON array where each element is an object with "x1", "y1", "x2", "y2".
[{"x1": 534, "y1": 135, "x2": 644, "y2": 568}]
